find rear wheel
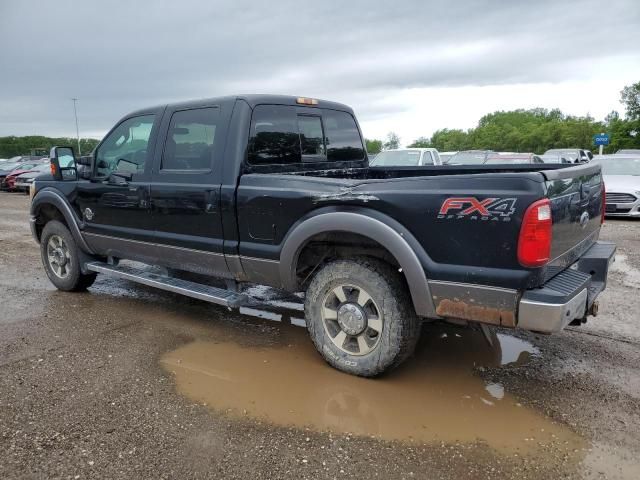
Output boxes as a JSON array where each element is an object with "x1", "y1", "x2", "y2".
[
  {"x1": 304, "y1": 258, "x2": 419, "y2": 377},
  {"x1": 40, "y1": 220, "x2": 97, "y2": 291}
]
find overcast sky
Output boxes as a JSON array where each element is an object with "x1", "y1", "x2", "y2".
[{"x1": 1, "y1": 0, "x2": 639, "y2": 145}]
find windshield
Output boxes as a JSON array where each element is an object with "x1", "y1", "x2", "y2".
[
  {"x1": 545, "y1": 150, "x2": 579, "y2": 162},
  {"x1": 448, "y1": 151, "x2": 489, "y2": 164},
  {"x1": 14, "y1": 162, "x2": 40, "y2": 171},
  {"x1": 484, "y1": 155, "x2": 530, "y2": 164},
  {"x1": 370, "y1": 150, "x2": 422, "y2": 166},
  {"x1": 1, "y1": 162, "x2": 23, "y2": 171},
  {"x1": 595, "y1": 157, "x2": 640, "y2": 175},
  {"x1": 29, "y1": 163, "x2": 51, "y2": 173}
]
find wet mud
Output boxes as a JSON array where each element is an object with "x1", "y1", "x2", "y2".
[{"x1": 161, "y1": 322, "x2": 583, "y2": 455}]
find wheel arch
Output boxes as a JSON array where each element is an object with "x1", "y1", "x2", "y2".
[
  {"x1": 30, "y1": 188, "x2": 95, "y2": 254},
  {"x1": 279, "y1": 208, "x2": 436, "y2": 318}
]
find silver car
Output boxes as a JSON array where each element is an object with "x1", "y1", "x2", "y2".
[
  {"x1": 369, "y1": 148, "x2": 442, "y2": 166},
  {"x1": 593, "y1": 155, "x2": 640, "y2": 218}
]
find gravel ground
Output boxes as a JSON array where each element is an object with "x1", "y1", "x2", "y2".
[{"x1": 0, "y1": 192, "x2": 639, "y2": 479}]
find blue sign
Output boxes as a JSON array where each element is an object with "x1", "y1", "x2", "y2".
[{"x1": 593, "y1": 134, "x2": 610, "y2": 146}]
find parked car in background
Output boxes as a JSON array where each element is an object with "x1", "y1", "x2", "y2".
[
  {"x1": 484, "y1": 153, "x2": 545, "y2": 164},
  {"x1": 446, "y1": 150, "x2": 492, "y2": 164},
  {"x1": 0, "y1": 160, "x2": 49, "y2": 190},
  {"x1": 13, "y1": 163, "x2": 51, "y2": 193},
  {"x1": 592, "y1": 154, "x2": 640, "y2": 217},
  {"x1": 543, "y1": 148, "x2": 589, "y2": 163},
  {"x1": 0, "y1": 161, "x2": 27, "y2": 187},
  {"x1": 539, "y1": 154, "x2": 572, "y2": 164},
  {"x1": 439, "y1": 151, "x2": 457, "y2": 164},
  {"x1": 369, "y1": 148, "x2": 442, "y2": 166},
  {"x1": 616, "y1": 149, "x2": 640, "y2": 155}
]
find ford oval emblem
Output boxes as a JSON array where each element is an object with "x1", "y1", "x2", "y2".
[{"x1": 579, "y1": 211, "x2": 589, "y2": 228}]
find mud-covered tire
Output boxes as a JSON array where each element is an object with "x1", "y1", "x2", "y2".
[
  {"x1": 40, "y1": 220, "x2": 97, "y2": 292},
  {"x1": 304, "y1": 257, "x2": 420, "y2": 377}
]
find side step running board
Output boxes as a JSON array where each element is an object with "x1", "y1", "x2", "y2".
[{"x1": 86, "y1": 262, "x2": 248, "y2": 308}]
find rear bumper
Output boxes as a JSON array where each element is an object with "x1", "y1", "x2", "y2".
[{"x1": 517, "y1": 241, "x2": 616, "y2": 333}]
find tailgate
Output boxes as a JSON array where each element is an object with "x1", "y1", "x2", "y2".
[{"x1": 542, "y1": 163, "x2": 604, "y2": 277}]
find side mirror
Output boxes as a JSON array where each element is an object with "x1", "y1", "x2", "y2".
[{"x1": 49, "y1": 146, "x2": 77, "y2": 181}]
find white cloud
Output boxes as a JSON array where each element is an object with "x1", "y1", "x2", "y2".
[{"x1": 0, "y1": 0, "x2": 638, "y2": 142}]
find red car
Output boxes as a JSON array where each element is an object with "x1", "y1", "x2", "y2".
[{"x1": 1, "y1": 162, "x2": 46, "y2": 191}]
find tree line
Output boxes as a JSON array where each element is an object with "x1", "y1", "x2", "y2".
[
  {"x1": 366, "y1": 81, "x2": 640, "y2": 155},
  {"x1": 3, "y1": 83, "x2": 639, "y2": 158},
  {"x1": 0, "y1": 136, "x2": 100, "y2": 159}
]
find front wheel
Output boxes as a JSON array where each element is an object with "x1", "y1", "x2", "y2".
[
  {"x1": 40, "y1": 220, "x2": 97, "y2": 291},
  {"x1": 304, "y1": 258, "x2": 420, "y2": 377}
]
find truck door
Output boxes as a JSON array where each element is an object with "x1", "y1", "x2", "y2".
[
  {"x1": 75, "y1": 113, "x2": 159, "y2": 246},
  {"x1": 149, "y1": 104, "x2": 231, "y2": 278}
]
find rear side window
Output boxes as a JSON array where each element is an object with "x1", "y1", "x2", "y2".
[
  {"x1": 323, "y1": 110, "x2": 365, "y2": 162},
  {"x1": 162, "y1": 107, "x2": 218, "y2": 171},
  {"x1": 248, "y1": 105, "x2": 301, "y2": 165},
  {"x1": 248, "y1": 105, "x2": 364, "y2": 165}
]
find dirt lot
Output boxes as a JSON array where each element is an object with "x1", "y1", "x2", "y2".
[{"x1": 1, "y1": 191, "x2": 639, "y2": 479}]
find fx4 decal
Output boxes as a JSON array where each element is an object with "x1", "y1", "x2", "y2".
[{"x1": 438, "y1": 197, "x2": 517, "y2": 222}]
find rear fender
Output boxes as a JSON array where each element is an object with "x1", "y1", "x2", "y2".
[{"x1": 279, "y1": 210, "x2": 436, "y2": 318}]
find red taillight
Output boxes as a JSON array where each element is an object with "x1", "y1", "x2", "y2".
[
  {"x1": 50, "y1": 161, "x2": 57, "y2": 177},
  {"x1": 518, "y1": 198, "x2": 552, "y2": 267},
  {"x1": 601, "y1": 182, "x2": 606, "y2": 224}
]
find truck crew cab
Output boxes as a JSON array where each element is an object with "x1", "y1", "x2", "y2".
[{"x1": 30, "y1": 94, "x2": 615, "y2": 377}]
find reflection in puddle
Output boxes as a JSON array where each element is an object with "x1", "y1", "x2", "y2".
[
  {"x1": 485, "y1": 382, "x2": 505, "y2": 400},
  {"x1": 161, "y1": 324, "x2": 583, "y2": 454},
  {"x1": 497, "y1": 333, "x2": 540, "y2": 365}
]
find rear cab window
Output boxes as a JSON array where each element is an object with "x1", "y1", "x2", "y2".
[{"x1": 247, "y1": 105, "x2": 365, "y2": 169}]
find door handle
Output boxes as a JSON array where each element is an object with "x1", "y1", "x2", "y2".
[{"x1": 205, "y1": 190, "x2": 218, "y2": 213}]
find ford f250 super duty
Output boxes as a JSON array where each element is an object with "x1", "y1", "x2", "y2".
[{"x1": 29, "y1": 94, "x2": 615, "y2": 377}]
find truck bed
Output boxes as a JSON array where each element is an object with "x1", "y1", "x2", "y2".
[{"x1": 237, "y1": 161, "x2": 603, "y2": 292}]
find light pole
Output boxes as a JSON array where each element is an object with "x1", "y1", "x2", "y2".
[{"x1": 71, "y1": 98, "x2": 81, "y2": 156}]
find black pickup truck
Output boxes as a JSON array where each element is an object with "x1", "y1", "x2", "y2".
[{"x1": 29, "y1": 94, "x2": 615, "y2": 377}]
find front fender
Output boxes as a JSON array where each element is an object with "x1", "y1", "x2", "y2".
[
  {"x1": 30, "y1": 188, "x2": 95, "y2": 254},
  {"x1": 279, "y1": 209, "x2": 436, "y2": 318}
]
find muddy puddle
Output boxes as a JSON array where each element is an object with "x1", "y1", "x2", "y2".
[{"x1": 161, "y1": 323, "x2": 583, "y2": 454}]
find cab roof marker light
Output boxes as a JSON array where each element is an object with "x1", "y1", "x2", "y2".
[{"x1": 296, "y1": 97, "x2": 319, "y2": 105}]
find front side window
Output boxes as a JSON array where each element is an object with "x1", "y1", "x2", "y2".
[
  {"x1": 162, "y1": 107, "x2": 218, "y2": 171},
  {"x1": 95, "y1": 115, "x2": 155, "y2": 177}
]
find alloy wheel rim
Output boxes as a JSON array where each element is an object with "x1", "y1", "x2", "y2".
[
  {"x1": 47, "y1": 235, "x2": 71, "y2": 279},
  {"x1": 321, "y1": 284, "x2": 383, "y2": 356}
]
